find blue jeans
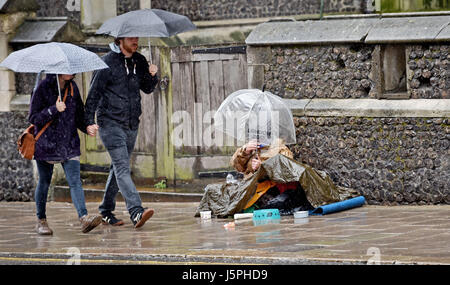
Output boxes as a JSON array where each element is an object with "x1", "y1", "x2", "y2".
[
  {"x1": 98, "y1": 125, "x2": 142, "y2": 217},
  {"x1": 35, "y1": 160, "x2": 88, "y2": 219}
]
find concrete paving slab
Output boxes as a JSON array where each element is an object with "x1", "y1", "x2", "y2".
[
  {"x1": 299, "y1": 98, "x2": 450, "y2": 118},
  {"x1": 246, "y1": 18, "x2": 378, "y2": 45},
  {"x1": 436, "y1": 23, "x2": 450, "y2": 41},
  {"x1": 365, "y1": 16, "x2": 450, "y2": 43},
  {"x1": 0, "y1": 202, "x2": 449, "y2": 265}
]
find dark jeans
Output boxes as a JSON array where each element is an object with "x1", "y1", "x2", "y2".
[
  {"x1": 35, "y1": 160, "x2": 88, "y2": 219},
  {"x1": 98, "y1": 124, "x2": 143, "y2": 217}
]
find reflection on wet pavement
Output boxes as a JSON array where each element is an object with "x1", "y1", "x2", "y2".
[{"x1": 0, "y1": 202, "x2": 449, "y2": 264}]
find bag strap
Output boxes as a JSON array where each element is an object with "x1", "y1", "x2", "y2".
[{"x1": 35, "y1": 82, "x2": 72, "y2": 141}]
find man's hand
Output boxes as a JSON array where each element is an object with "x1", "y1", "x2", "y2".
[
  {"x1": 251, "y1": 156, "x2": 261, "y2": 171},
  {"x1": 86, "y1": 124, "x2": 99, "y2": 137},
  {"x1": 149, "y1": 64, "x2": 158, "y2": 76},
  {"x1": 244, "y1": 139, "x2": 258, "y2": 154},
  {"x1": 56, "y1": 97, "x2": 66, "y2": 112}
]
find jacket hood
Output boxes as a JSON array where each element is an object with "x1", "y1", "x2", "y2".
[{"x1": 109, "y1": 42, "x2": 121, "y2": 53}]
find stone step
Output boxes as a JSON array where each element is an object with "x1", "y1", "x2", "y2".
[{"x1": 52, "y1": 185, "x2": 203, "y2": 203}]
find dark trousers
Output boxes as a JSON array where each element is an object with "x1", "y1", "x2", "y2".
[{"x1": 98, "y1": 125, "x2": 142, "y2": 217}]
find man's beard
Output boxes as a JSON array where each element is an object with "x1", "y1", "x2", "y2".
[{"x1": 123, "y1": 43, "x2": 138, "y2": 54}]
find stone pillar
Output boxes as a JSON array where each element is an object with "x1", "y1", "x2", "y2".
[
  {"x1": 246, "y1": 46, "x2": 271, "y2": 89},
  {"x1": 0, "y1": 12, "x2": 30, "y2": 111},
  {"x1": 140, "y1": 0, "x2": 151, "y2": 9},
  {"x1": 81, "y1": 0, "x2": 116, "y2": 29},
  {"x1": 0, "y1": 32, "x2": 15, "y2": 111}
]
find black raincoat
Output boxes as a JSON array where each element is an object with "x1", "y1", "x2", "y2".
[{"x1": 85, "y1": 48, "x2": 158, "y2": 130}]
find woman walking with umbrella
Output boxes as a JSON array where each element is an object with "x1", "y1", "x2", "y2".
[
  {"x1": 0, "y1": 42, "x2": 109, "y2": 235},
  {"x1": 29, "y1": 73, "x2": 103, "y2": 235}
]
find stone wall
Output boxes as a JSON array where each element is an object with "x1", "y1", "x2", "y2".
[
  {"x1": 35, "y1": 0, "x2": 80, "y2": 25},
  {"x1": 249, "y1": 39, "x2": 449, "y2": 205},
  {"x1": 0, "y1": 111, "x2": 35, "y2": 202},
  {"x1": 35, "y1": 0, "x2": 142, "y2": 25},
  {"x1": 291, "y1": 116, "x2": 449, "y2": 205},
  {"x1": 15, "y1": 73, "x2": 36, "y2": 95},
  {"x1": 408, "y1": 45, "x2": 449, "y2": 99},
  {"x1": 152, "y1": 0, "x2": 369, "y2": 21},
  {"x1": 264, "y1": 44, "x2": 377, "y2": 99},
  {"x1": 116, "y1": 0, "x2": 140, "y2": 15},
  {"x1": 263, "y1": 43, "x2": 448, "y2": 99}
]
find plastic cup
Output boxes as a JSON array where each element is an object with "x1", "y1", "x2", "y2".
[
  {"x1": 294, "y1": 211, "x2": 309, "y2": 219},
  {"x1": 200, "y1": 211, "x2": 211, "y2": 219}
]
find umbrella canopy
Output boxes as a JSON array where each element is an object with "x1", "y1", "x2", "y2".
[
  {"x1": 214, "y1": 89, "x2": 297, "y2": 146},
  {"x1": 96, "y1": 8, "x2": 196, "y2": 38},
  {"x1": 0, "y1": 42, "x2": 108, "y2": 74}
]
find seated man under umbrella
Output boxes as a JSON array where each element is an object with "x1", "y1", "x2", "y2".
[
  {"x1": 195, "y1": 89, "x2": 360, "y2": 218},
  {"x1": 230, "y1": 138, "x2": 315, "y2": 215}
]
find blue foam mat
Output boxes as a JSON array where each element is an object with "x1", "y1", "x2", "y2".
[{"x1": 310, "y1": 196, "x2": 366, "y2": 216}]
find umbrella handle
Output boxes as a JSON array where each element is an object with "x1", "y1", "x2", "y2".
[
  {"x1": 148, "y1": 39, "x2": 153, "y2": 65},
  {"x1": 33, "y1": 71, "x2": 43, "y2": 94},
  {"x1": 56, "y1": 74, "x2": 62, "y2": 101}
]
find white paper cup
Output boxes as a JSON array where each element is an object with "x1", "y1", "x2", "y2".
[
  {"x1": 234, "y1": 213, "x2": 253, "y2": 220},
  {"x1": 200, "y1": 211, "x2": 211, "y2": 219},
  {"x1": 294, "y1": 211, "x2": 309, "y2": 219}
]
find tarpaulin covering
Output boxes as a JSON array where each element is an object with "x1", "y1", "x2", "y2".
[{"x1": 195, "y1": 154, "x2": 360, "y2": 218}]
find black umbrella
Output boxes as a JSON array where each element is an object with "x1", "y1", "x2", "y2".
[{"x1": 96, "y1": 9, "x2": 196, "y2": 62}]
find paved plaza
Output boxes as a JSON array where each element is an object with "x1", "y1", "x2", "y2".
[{"x1": 0, "y1": 201, "x2": 449, "y2": 265}]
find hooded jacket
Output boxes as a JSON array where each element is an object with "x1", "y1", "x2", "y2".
[
  {"x1": 84, "y1": 45, "x2": 158, "y2": 130},
  {"x1": 28, "y1": 74, "x2": 87, "y2": 161},
  {"x1": 230, "y1": 139, "x2": 293, "y2": 179}
]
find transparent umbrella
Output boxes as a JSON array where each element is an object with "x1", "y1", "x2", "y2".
[{"x1": 214, "y1": 88, "x2": 297, "y2": 146}]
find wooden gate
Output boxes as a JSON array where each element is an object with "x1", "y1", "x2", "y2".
[{"x1": 80, "y1": 45, "x2": 248, "y2": 183}]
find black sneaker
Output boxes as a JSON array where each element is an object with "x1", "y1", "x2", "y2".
[
  {"x1": 102, "y1": 213, "x2": 124, "y2": 226},
  {"x1": 132, "y1": 208, "x2": 154, "y2": 228}
]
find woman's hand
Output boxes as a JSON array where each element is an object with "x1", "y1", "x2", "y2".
[{"x1": 56, "y1": 97, "x2": 66, "y2": 112}]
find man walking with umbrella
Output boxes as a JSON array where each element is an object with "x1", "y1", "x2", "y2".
[{"x1": 84, "y1": 37, "x2": 158, "y2": 228}]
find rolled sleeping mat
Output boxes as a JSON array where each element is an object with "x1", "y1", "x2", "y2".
[{"x1": 310, "y1": 196, "x2": 366, "y2": 216}]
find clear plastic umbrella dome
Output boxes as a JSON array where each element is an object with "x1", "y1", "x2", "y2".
[
  {"x1": 214, "y1": 89, "x2": 297, "y2": 146},
  {"x1": 0, "y1": 42, "x2": 108, "y2": 74}
]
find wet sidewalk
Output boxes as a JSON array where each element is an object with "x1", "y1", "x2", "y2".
[{"x1": 0, "y1": 201, "x2": 449, "y2": 265}]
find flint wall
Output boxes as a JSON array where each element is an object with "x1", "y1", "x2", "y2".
[
  {"x1": 151, "y1": 0, "x2": 371, "y2": 21},
  {"x1": 0, "y1": 111, "x2": 35, "y2": 201},
  {"x1": 264, "y1": 44, "x2": 449, "y2": 99},
  {"x1": 247, "y1": 16, "x2": 449, "y2": 205},
  {"x1": 292, "y1": 115, "x2": 449, "y2": 205}
]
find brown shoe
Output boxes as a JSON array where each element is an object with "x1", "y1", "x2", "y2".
[
  {"x1": 80, "y1": 214, "x2": 102, "y2": 233},
  {"x1": 36, "y1": 219, "x2": 53, "y2": 235},
  {"x1": 133, "y1": 208, "x2": 154, "y2": 228}
]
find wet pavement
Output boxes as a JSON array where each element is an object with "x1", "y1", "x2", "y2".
[{"x1": 0, "y1": 201, "x2": 449, "y2": 265}]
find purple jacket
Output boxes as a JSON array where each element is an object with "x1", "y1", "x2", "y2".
[{"x1": 28, "y1": 74, "x2": 87, "y2": 161}]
